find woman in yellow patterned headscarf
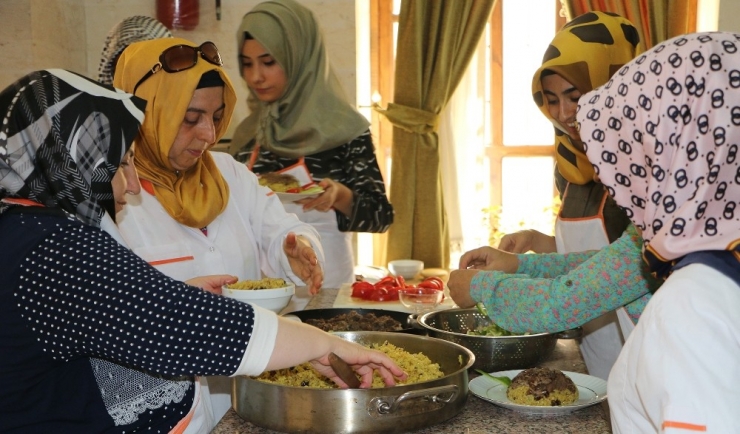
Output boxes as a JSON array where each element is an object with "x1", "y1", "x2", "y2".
[
  {"x1": 112, "y1": 37, "x2": 327, "y2": 429},
  {"x1": 532, "y1": 11, "x2": 643, "y2": 186},
  {"x1": 496, "y1": 11, "x2": 644, "y2": 382}
]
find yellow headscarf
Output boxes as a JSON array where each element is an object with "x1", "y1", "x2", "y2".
[
  {"x1": 532, "y1": 12, "x2": 643, "y2": 185},
  {"x1": 114, "y1": 37, "x2": 237, "y2": 228}
]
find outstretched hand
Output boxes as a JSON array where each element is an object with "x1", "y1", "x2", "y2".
[{"x1": 284, "y1": 232, "x2": 323, "y2": 294}]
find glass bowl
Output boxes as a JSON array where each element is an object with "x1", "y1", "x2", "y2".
[{"x1": 398, "y1": 287, "x2": 444, "y2": 315}]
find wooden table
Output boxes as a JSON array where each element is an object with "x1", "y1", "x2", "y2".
[{"x1": 212, "y1": 287, "x2": 612, "y2": 434}]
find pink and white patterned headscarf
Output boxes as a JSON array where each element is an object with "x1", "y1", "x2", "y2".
[{"x1": 578, "y1": 32, "x2": 740, "y2": 276}]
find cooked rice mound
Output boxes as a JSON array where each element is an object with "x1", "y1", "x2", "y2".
[
  {"x1": 506, "y1": 367, "x2": 578, "y2": 406},
  {"x1": 226, "y1": 278, "x2": 287, "y2": 290},
  {"x1": 254, "y1": 342, "x2": 444, "y2": 388}
]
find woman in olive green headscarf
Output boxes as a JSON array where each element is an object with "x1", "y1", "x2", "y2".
[{"x1": 231, "y1": 0, "x2": 393, "y2": 288}]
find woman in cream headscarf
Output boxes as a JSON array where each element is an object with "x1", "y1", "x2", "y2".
[
  {"x1": 231, "y1": 0, "x2": 393, "y2": 288},
  {"x1": 97, "y1": 15, "x2": 172, "y2": 85},
  {"x1": 113, "y1": 37, "x2": 325, "y2": 428},
  {"x1": 578, "y1": 31, "x2": 740, "y2": 433}
]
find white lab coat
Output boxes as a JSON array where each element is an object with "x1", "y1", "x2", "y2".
[
  {"x1": 608, "y1": 264, "x2": 740, "y2": 433},
  {"x1": 555, "y1": 184, "x2": 625, "y2": 381},
  {"x1": 116, "y1": 151, "x2": 324, "y2": 430}
]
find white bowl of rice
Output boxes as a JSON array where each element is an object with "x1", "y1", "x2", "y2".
[{"x1": 223, "y1": 278, "x2": 295, "y2": 313}]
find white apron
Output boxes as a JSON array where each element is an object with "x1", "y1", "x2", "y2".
[
  {"x1": 555, "y1": 184, "x2": 626, "y2": 381},
  {"x1": 608, "y1": 264, "x2": 740, "y2": 433}
]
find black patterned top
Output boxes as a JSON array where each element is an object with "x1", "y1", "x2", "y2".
[
  {"x1": 0, "y1": 210, "x2": 257, "y2": 433},
  {"x1": 235, "y1": 131, "x2": 393, "y2": 233}
]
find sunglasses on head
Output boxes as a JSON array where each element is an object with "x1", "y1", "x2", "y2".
[{"x1": 132, "y1": 41, "x2": 223, "y2": 94}]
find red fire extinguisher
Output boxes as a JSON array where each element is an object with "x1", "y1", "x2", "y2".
[{"x1": 157, "y1": 0, "x2": 199, "y2": 31}]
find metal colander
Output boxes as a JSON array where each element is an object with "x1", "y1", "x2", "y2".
[{"x1": 417, "y1": 308, "x2": 570, "y2": 372}]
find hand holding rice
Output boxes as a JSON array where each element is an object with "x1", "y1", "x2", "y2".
[{"x1": 255, "y1": 342, "x2": 443, "y2": 388}]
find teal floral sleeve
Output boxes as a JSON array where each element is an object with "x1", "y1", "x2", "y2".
[{"x1": 470, "y1": 225, "x2": 658, "y2": 334}]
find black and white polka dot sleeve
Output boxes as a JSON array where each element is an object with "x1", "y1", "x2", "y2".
[{"x1": 14, "y1": 222, "x2": 257, "y2": 377}]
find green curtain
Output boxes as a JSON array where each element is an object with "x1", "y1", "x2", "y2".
[
  {"x1": 560, "y1": 0, "x2": 697, "y2": 50},
  {"x1": 375, "y1": 0, "x2": 494, "y2": 269}
]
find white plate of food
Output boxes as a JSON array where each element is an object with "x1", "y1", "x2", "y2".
[
  {"x1": 469, "y1": 369, "x2": 607, "y2": 415},
  {"x1": 274, "y1": 185, "x2": 324, "y2": 202}
]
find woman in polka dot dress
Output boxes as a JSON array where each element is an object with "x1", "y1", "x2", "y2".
[
  {"x1": 0, "y1": 70, "x2": 406, "y2": 434},
  {"x1": 578, "y1": 32, "x2": 740, "y2": 433}
]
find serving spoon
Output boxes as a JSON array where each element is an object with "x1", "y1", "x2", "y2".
[{"x1": 328, "y1": 352, "x2": 361, "y2": 388}]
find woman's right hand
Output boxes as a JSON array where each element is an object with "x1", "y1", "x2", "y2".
[
  {"x1": 310, "y1": 339, "x2": 408, "y2": 389},
  {"x1": 268, "y1": 318, "x2": 407, "y2": 388},
  {"x1": 497, "y1": 229, "x2": 557, "y2": 253}
]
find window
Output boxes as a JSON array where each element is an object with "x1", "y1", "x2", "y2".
[{"x1": 369, "y1": 0, "x2": 565, "y2": 262}]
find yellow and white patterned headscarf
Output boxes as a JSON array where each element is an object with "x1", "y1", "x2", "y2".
[
  {"x1": 114, "y1": 37, "x2": 236, "y2": 228},
  {"x1": 532, "y1": 11, "x2": 643, "y2": 185}
]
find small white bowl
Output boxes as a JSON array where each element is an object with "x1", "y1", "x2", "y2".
[
  {"x1": 388, "y1": 259, "x2": 424, "y2": 279},
  {"x1": 222, "y1": 282, "x2": 295, "y2": 313}
]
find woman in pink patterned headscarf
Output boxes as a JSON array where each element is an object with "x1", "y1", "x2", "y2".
[{"x1": 578, "y1": 31, "x2": 740, "y2": 433}]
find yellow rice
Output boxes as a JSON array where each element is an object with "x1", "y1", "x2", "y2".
[
  {"x1": 226, "y1": 278, "x2": 287, "y2": 290},
  {"x1": 507, "y1": 385, "x2": 578, "y2": 406},
  {"x1": 254, "y1": 342, "x2": 444, "y2": 388}
]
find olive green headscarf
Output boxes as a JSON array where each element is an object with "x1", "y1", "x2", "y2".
[
  {"x1": 532, "y1": 11, "x2": 642, "y2": 185},
  {"x1": 232, "y1": 0, "x2": 369, "y2": 158}
]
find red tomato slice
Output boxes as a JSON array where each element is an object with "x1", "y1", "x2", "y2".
[
  {"x1": 419, "y1": 277, "x2": 444, "y2": 290},
  {"x1": 351, "y1": 281, "x2": 375, "y2": 298}
]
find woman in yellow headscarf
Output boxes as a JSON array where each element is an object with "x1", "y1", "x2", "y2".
[
  {"x1": 448, "y1": 12, "x2": 650, "y2": 382},
  {"x1": 501, "y1": 11, "x2": 642, "y2": 254},
  {"x1": 113, "y1": 37, "x2": 326, "y2": 428}
]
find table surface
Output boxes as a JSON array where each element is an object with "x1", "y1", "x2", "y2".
[{"x1": 212, "y1": 287, "x2": 612, "y2": 434}]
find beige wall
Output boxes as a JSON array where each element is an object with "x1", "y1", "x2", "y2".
[
  {"x1": 0, "y1": 0, "x2": 357, "y2": 138},
  {"x1": 718, "y1": 0, "x2": 740, "y2": 32}
]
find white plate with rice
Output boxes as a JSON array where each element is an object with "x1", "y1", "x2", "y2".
[{"x1": 469, "y1": 369, "x2": 607, "y2": 415}]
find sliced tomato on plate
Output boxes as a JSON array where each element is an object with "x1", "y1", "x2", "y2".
[{"x1": 351, "y1": 281, "x2": 375, "y2": 298}]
